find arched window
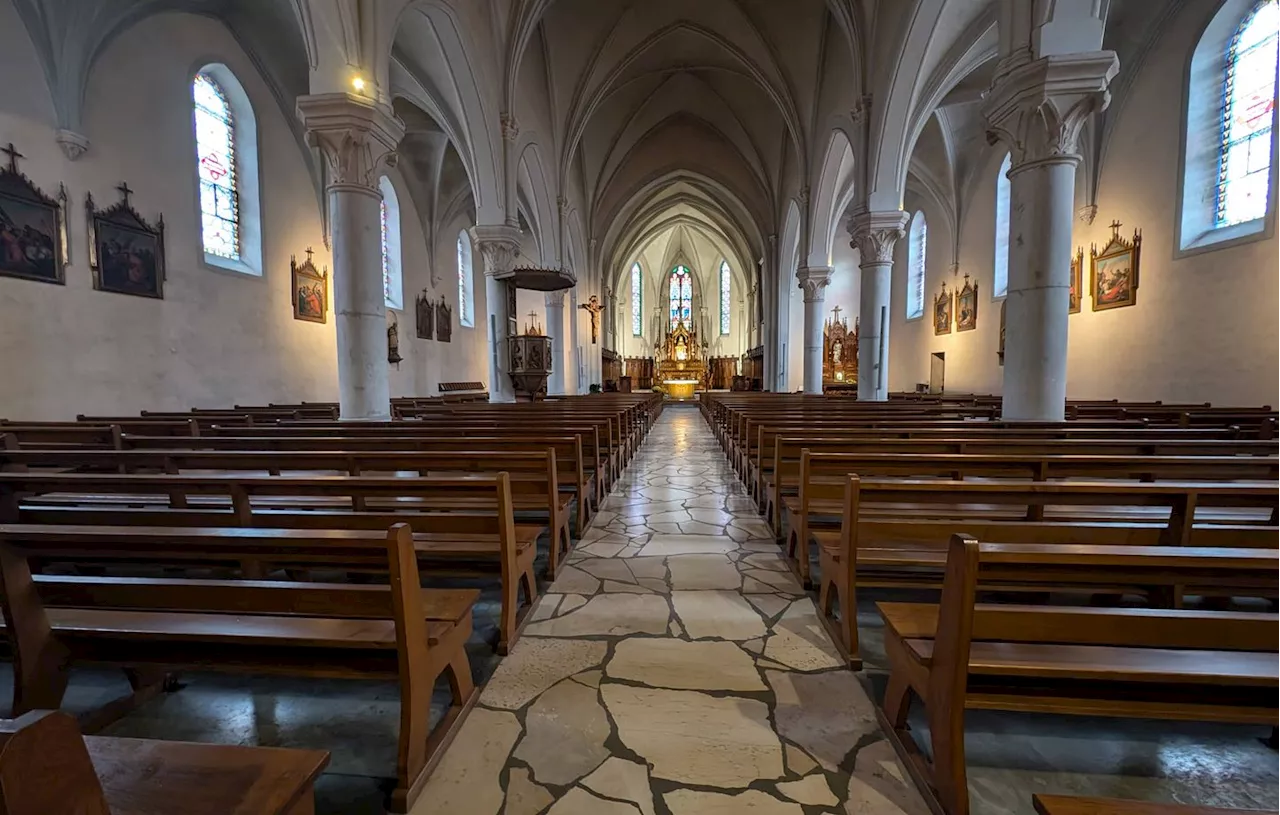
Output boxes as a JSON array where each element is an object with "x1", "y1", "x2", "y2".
[
  {"x1": 1181, "y1": 0, "x2": 1279, "y2": 251},
  {"x1": 630, "y1": 262, "x2": 643, "y2": 336},
  {"x1": 719, "y1": 260, "x2": 732, "y2": 335},
  {"x1": 458, "y1": 230, "x2": 475, "y2": 328},
  {"x1": 1217, "y1": 1, "x2": 1278, "y2": 227},
  {"x1": 193, "y1": 66, "x2": 261, "y2": 274},
  {"x1": 378, "y1": 176, "x2": 402, "y2": 310},
  {"x1": 906, "y1": 211, "x2": 927, "y2": 319},
  {"x1": 993, "y1": 153, "x2": 1011, "y2": 298},
  {"x1": 669, "y1": 265, "x2": 692, "y2": 330}
]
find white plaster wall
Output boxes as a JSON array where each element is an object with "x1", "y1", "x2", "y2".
[
  {"x1": 827, "y1": 233, "x2": 861, "y2": 339},
  {"x1": 889, "y1": 0, "x2": 1279, "y2": 406},
  {"x1": 0, "y1": 7, "x2": 491, "y2": 418}
]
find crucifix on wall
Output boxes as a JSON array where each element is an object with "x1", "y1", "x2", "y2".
[{"x1": 579, "y1": 295, "x2": 604, "y2": 344}]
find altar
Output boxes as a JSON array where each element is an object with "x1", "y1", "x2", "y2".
[{"x1": 656, "y1": 320, "x2": 706, "y2": 399}]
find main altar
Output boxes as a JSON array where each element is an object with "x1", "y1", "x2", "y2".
[{"x1": 656, "y1": 320, "x2": 706, "y2": 400}]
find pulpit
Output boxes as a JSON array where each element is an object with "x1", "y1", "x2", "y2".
[
  {"x1": 823, "y1": 306, "x2": 858, "y2": 387},
  {"x1": 509, "y1": 312, "x2": 552, "y2": 399},
  {"x1": 656, "y1": 320, "x2": 706, "y2": 400}
]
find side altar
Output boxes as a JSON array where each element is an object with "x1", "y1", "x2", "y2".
[
  {"x1": 823, "y1": 306, "x2": 858, "y2": 388},
  {"x1": 655, "y1": 320, "x2": 706, "y2": 400}
]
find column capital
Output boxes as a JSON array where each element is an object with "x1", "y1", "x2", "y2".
[
  {"x1": 983, "y1": 52, "x2": 1118, "y2": 171},
  {"x1": 544, "y1": 290, "x2": 567, "y2": 308},
  {"x1": 469, "y1": 224, "x2": 523, "y2": 278},
  {"x1": 297, "y1": 92, "x2": 405, "y2": 193},
  {"x1": 848, "y1": 209, "x2": 909, "y2": 264},
  {"x1": 796, "y1": 266, "x2": 832, "y2": 303}
]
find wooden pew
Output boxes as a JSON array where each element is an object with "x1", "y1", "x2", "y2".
[
  {"x1": 0, "y1": 472, "x2": 538, "y2": 653},
  {"x1": 876, "y1": 535, "x2": 1279, "y2": 815},
  {"x1": 0, "y1": 447, "x2": 576, "y2": 578},
  {"x1": 0, "y1": 709, "x2": 329, "y2": 815},
  {"x1": 0, "y1": 523, "x2": 476, "y2": 813},
  {"x1": 1033, "y1": 795, "x2": 1271, "y2": 815}
]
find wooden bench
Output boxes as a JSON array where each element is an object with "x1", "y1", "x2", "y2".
[
  {"x1": 876, "y1": 535, "x2": 1279, "y2": 815},
  {"x1": 0, "y1": 472, "x2": 538, "y2": 653},
  {"x1": 1032, "y1": 794, "x2": 1271, "y2": 815},
  {"x1": 0, "y1": 709, "x2": 329, "y2": 815},
  {"x1": 0, "y1": 523, "x2": 476, "y2": 813},
  {"x1": 0, "y1": 447, "x2": 576, "y2": 578}
]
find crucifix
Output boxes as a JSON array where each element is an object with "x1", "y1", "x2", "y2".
[
  {"x1": 579, "y1": 295, "x2": 604, "y2": 344},
  {"x1": 1108, "y1": 219, "x2": 1123, "y2": 240},
  {"x1": 305, "y1": 247, "x2": 315, "y2": 263},
  {"x1": 830, "y1": 304, "x2": 843, "y2": 324},
  {"x1": 116, "y1": 181, "x2": 134, "y2": 207},
  {"x1": 1, "y1": 143, "x2": 23, "y2": 174}
]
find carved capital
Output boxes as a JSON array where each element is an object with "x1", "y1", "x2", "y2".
[
  {"x1": 55, "y1": 129, "x2": 89, "y2": 161},
  {"x1": 1076, "y1": 204, "x2": 1098, "y2": 224},
  {"x1": 297, "y1": 93, "x2": 405, "y2": 192},
  {"x1": 983, "y1": 52, "x2": 1118, "y2": 170},
  {"x1": 544, "y1": 290, "x2": 566, "y2": 309},
  {"x1": 469, "y1": 224, "x2": 523, "y2": 278},
  {"x1": 848, "y1": 209, "x2": 909, "y2": 265},
  {"x1": 796, "y1": 266, "x2": 832, "y2": 303},
  {"x1": 501, "y1": 113, "x2": 520, "y2": 142}
]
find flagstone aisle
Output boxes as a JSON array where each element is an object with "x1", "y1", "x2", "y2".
[{"x1": 415, "y1": 406, "x2": 928, "y2": 815}]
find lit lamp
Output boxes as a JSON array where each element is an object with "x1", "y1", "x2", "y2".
[{"x1": 351, "y1": 75, "x2": 367, "y2": 94}]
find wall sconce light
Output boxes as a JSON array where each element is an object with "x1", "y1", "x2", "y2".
[{"x1": 351, "y1": 75, "x2": 367, "y2": 94}]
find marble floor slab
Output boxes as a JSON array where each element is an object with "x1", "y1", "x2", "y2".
[{"x1": 413, "y1": 405, "x2": 927, "y2": 814}]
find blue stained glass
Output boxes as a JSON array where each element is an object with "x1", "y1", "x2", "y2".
[
  {"x1": 631, "y1": 262, "x2": 643, "y2": 336},
  {"x1": 193, "y1": 73, "x2": 239, "y2": 260},
  {"x1": 1217, "y1": 0, "x2": 1278, "y2": 227},
  {"x1": 719, "y1": 260, "x2": 731, "y2": 335},
  {"x1": 669, "y1": 266, "x2": 692, "y2": 330},
  {"x1": 381, "y1": 200, "x2": 391, "y2": 305}
]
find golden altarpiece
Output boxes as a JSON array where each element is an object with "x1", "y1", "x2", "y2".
[
  {"x1": 823, "y1": 306, "x2": 858, "y2": 386},
  {"x1": 656, "y1": 320, "x2": 706, "y2": 399}
]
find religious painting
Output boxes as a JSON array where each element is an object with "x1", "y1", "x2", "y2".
[
  {"x1": 87, "y1": 184, "x2": 165, "y2": 299},
  {"x1": 435, "y1": 297, "x2": 453, "y2": 343},
  {"x1": 933, "y1": 281, "x2": 952, "y2": 335},
  {"x1": 290, "y1": 249, "x2": 327, "y2": 324},
  {"x1": 415, "y1": 290, "x2": 434, "y2": 340},
  {"x1": 1069, "y1": 247, "x2": 1083, "y2": 314},
  {"x1": 1090, "y1": 221, "x2": 1141, "y2": 312},
  {"x1": 956, "y1": 275, "x2": 978, "y2": 332},
  {"x1": 0, "y1": 142, "x2": 69, "y2": 285}
]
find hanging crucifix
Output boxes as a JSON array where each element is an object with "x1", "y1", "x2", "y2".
[{"x1": 579, "y1": 294, "x2": 604, "y2": 344}]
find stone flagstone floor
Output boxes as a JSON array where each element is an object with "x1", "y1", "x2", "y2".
[{"x1": 414, "y1": 405, "x2": 928, "y2": 815}]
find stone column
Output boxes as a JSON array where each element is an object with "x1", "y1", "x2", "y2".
[
  {"x1": 796, "y1": 266, "x2": 832, "y2": 395},
  {"x1": 545, "y1": 290, "x2": 566, "y2": 395},
  {"x1": 470, "y1": 224, "x2": 522, "y2": 403},
  {"x1": 297, "y1": 92, "x2": 405, "y2": 420},
  {"x1": 849, "y1": 210, "x2": 909, "y2": 402},
  {"x1": 984, "y1": 53, "x2": 1117, "y2": 421}
]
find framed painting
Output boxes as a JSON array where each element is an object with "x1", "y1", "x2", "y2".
[
  {"x1": 1090, "y1": 221, "x2": 1141, "y2": 312},
  {"x1": 0, "y1": 142, "x2": 69, "y2": 285},
  {"x1": 415, "y1": 290, "x2": 434, "y2": 340},
  {"x1": 436, "y1": 297, "x2": 453, "y2": 343},
  {"x1": 1069, "y1": 247, "x2": 1083, "y2": 314},
  {"x1": 956, "y1": 274, "x2": 978, "y2": 332},
  {"x1": 87, "y1": 184, "x2": 165, "y2": 299},
  {"x1": 290, "y1": 248, "x2": 328, "y2": 324},
  {"x1": 933, "y1": 281, "x2": 952, "y2": 335}
]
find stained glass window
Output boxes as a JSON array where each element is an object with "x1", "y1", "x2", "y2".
[
  {"x1": 669, "y1": 265, "x2": 692, "y2": 330},
  {"x1": 994, "y1": 153, "x2": 1011, "y2": 298},
  {"x1": 907, "y1": 211, "x2": 927, "y2": 319},
  {"x1": 193, "y1": 73, "x2": 239, "y2": 260},
  {"x1": 1217, "y1": 0, "x2": 1278, "y2": 227},
  {"x1": 719, "y1": 260, "x2": 731, "y2": 334},
  {"x1": 458, "y1": 231, "x2": 475, "y2": 328},
  {"x1": 381, "y1": 200, "x2": 391, "y2": 304},
  {"x1": 631, "y1": 262, "x2": 643, "y2": 336}
]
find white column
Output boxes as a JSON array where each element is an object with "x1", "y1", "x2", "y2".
[
  {"x1": 985, "y1": 53, "x2": 1117, "y2": 421},
  {"x1": 470, "y1": 224, "x2": 522, "y2": 403},
  {"x1": 850, "y1": 210, "x2": 909, "y2": 402},
  {"x1": 545, "y1": 290, "x2": 567, "y2": 395},
  {"x1": 797, "y1": 266, "x2": 832, "y2": 395},
  {"x1": 297, "y1": 92, "x2": 404, "y2": 420}
]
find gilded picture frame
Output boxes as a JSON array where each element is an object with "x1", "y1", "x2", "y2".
[
  {"x1": 0, "y1": 142, "x2": 69, "y2": 285},
  {"x1": 1090, "y1": 221, "x2": 1141, "y2": 312},
  {"x1": 290, "y1": 249, "x2": 328, "y2": 324},
  {"x1": 87, "y1": 184, "x2": 165, "y2": 299},
  {"x1": 956, "y1": 274, "x2": 978, "y2": 332},
  {"x1": 933, "y1": 281, "x2": 953, "y2": 336},
  {"x1": 1069, "y1": 247, "x2": 1083, "y2": 314}
]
